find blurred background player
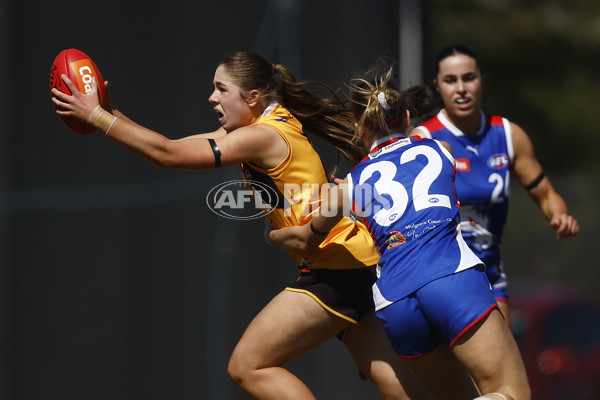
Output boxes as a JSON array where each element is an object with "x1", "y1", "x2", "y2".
[{"x1": 411, "y1": 44, "x2": 579, "y2": 325}]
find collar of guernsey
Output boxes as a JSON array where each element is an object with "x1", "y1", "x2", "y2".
[
  {"x1": 359, "y1": 133, "x2": 407, "y2": 163},
  {"x1": 370, "y1": 133, "x2": 407, "y2": 153},
  {"x1": 250, "y1": 102, "x2": 379, "y2": 269},
  {"x1": 261, "y1": 101, "x2": 278, "y2": 118}
]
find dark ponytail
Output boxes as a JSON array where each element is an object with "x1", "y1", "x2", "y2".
[{"x1": 220, "y1": 51, "x2": 363, "y2": 172}]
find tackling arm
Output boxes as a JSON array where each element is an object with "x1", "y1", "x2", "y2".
[{"x1": 267, "y1": 181, "x2": 348, "y2": 252}]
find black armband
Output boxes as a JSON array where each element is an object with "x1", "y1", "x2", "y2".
[
  {"x1": 310, "y1": 222, "x2": 329, "y2": 236},
  {"x1": 525, "y1": 171, "x2": 546, "y2": 191},
  {"x1": 207, "y1": 138, "x2": 221, "y2": 168}
]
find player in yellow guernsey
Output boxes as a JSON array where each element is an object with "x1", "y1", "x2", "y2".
[
  {"x1": 242, "y1": 102, "x2": 379, "y2": 272},
  {"x1": 52, "y1": 51, "x2": 429, "y2": 399}
]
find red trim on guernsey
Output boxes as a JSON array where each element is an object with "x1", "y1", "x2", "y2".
[
  {"x1": 359, "y1": 154, "x2": 370, "y2": 163},
  {"x1": 360, "y1": 136, "x2": 404, "y2": 163},
  {"x1": 449, "y1": 303, "x2": 499, "y2": 348},
  {"x1": 371, "y1": 137, "x2": 402, "y2": 153},
  {"x1": 489, "y1": 114, "x2": 503, "y2": 126},
  {"x1": 363, "y1": 215, "x2": 381, "y2": 254},
  {"x1": 423, "y1": 117, "x2": 445, "y2": 132},
  {"x1": 350, "y1": 200, "x2": 382, "y2": 254}
]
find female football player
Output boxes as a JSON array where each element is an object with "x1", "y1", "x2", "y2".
[
  {"x1": 267, "y1": 65, "x2": 532, "y2": 400},
  {"x1": 51, "y1": 51, "x2": 430, "y2": 400},
  {"x1": 411, "y1": 44, "x2": 579, "y2": 326}
]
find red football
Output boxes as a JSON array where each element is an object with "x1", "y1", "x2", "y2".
[{"x1": 50, "y1": 48, "x2": 106, "y2": 135}]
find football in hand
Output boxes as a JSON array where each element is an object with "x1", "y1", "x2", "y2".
[{"x1": 50, "y1": 48, "x2": 106, "y2": 135}]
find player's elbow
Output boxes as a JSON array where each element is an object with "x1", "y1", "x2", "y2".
[
  {"x1": 289, "y1": 236, "x2": 323, "y2": 253},
  {"x1": 291, "y1": 238, "x2": 312, "y2": 253},
  {"x1": 304, "y1": 235, "x2": 325, "y2": 253}
]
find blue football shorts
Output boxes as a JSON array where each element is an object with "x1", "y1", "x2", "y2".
[
  {"x1": 376, "y1": 264, "x2": 499, "y2": 358},
  {"x1": 483, "y1": 258, "x2": 509, "y2": 302}
]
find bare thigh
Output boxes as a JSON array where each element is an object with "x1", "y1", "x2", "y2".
[
  {"x1": 403, "y1": 344, "x2": 478, "y2": 400},
  {"x1": 345, "y1": 312, "x2": 434, "y2": 400},
  {"x1": 229, "y1": 290, "x2": 350, "y2": 370},
  {"x1": 451, "y1": 309, "x2": 530, "y2": 399},
  {"x1": 497, "y1": 300, "x2": 511, "y2": 327}
]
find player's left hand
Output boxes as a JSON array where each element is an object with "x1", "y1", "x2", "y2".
[{"x1": 51, "y1": 74, "x2": 101, "y2": 122}]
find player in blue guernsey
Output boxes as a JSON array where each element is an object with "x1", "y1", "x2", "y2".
[
  {"x1": 411, "y1": 44, "x2": 579, "y2": 326},
  {"x1": 268, "y1": 67, "x2": 531, "y2": 400},
  {"x1": 348, "y1": 134, "x2": 482, "y2": 310}
]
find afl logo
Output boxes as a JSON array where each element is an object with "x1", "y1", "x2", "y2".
[
  {"x1": 488, "y1": 154, "x2": 508, "y2": 169},
  {"x1": 206, "y1": 180, "x2": 278, "y2": 220}
]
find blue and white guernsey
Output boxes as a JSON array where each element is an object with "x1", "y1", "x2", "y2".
[
  {"x1": 413, "y1": 109, "x2": 513, "y2": 279},
  {"x1": 346, "y1": 134, "x2": 483, "y2": 311}
]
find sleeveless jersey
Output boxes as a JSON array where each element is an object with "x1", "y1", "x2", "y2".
[
  {"x1": 241, "y1": 103, "x2": 379, "y2": 270},
  {"x1": 346, "y1": 134, "x2": 482, "y2": 310},
  {"x1": 413, "y1": 109, "x2": 514, "y2": 267}
]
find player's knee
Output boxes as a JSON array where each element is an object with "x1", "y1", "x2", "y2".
[{"x1": 227, "y1": 355, "x2": 250, "y2": 387}]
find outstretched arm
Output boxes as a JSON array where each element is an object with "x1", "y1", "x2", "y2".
[
  {"x1": 511, "y1": 122, "x2": 579, "y2": 239},
  {"x1": 51, "y1": 75, "x2": 286, "y2": 170},
  {"x1": 267, "y1": 181, "x2": 348, "y2": 252},
  {"x1": 111, "y1": 109, "x2": 226, "y2": 140}
]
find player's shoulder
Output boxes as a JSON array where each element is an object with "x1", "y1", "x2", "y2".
[
  {"x1": 485, "y1": 113, "x2": 508, "y2": 128},
  {"x1": 421, "y1": 115, "x2": 446, "y2": 132},
  {"x1": 484, "y1": 114, "x2": 529, "y2": 142}
]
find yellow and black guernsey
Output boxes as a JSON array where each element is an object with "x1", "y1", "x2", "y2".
[{"x1": 241, "y1": 103, "x2": 379, "y2": 270}]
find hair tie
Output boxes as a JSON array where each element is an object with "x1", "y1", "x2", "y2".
[{"x1": 377, "y1": 91, "x2": 391, "y2": 110}]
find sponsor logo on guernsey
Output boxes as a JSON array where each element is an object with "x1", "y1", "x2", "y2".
[
  {"x1": 488, "y1": 154, "x2": 508, "y2": 169},
  {"x1": 370, "y1": 149, "x2": 383, "y2": 159},
  {"x1": 276, "y1": 112, "x2": 294, "y2": 123},
  {"x1": 387, "y1": 231, "x2": 406, "y2": 249},
  {"x1": 455, "y1": 158, "x2": 471, "y2": 171},
  {"x1": 370, "y1": 138, "x2": 411, "y2": 159},
  {"x1": 465, "y1": 145, "x2": 479, "y2": 156}
]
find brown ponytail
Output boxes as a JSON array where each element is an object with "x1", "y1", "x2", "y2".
[
  {"x1": 220, "y1": 51, "x2": 363, "y2": 172},
  {"x1": 275, "y1": 65, "x2": 363, "y2": 167}
]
